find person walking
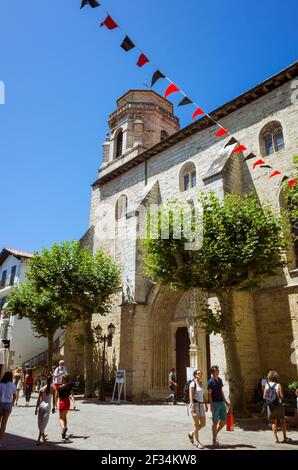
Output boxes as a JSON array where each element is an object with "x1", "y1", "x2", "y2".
[
  {"x1": 0, "y1": 371, "x2": 16, "y2": 446},
  {"x1": 263, "y1": 369, "x2": 290, "y2": 444},
  {"x1": 53, "y1": 360, "x2": 67, "y2": 412},
  {"x1": 35, "y1": 375, "x2": 52, "y2": 445},
  {"x1": 166, "y1": 368, "x2": 178, "y2": 405},
  {"x1": 207, "y1": 365, "x2": 230, "y2": 447},
  {"x1": 188, "y1": 369, "x2": 208, "y2": 449},
  {"x1": 12, "y1": 367, "x2": 22, "y2": 406},
  {"x1": 24, "y1": 368, "x2": 34, "y2": 406},
  {"x1": 58, "y1": 374, "x2": 73, "y2": 440}
]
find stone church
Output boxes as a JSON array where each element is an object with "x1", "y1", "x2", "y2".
[{"x1": 65, "y1": 61, "x2": 298, "y2": 402}]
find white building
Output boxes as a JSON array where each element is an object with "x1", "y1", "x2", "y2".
[{"x1": 0, "y1": 247, "x2": 53, "y2": 375}]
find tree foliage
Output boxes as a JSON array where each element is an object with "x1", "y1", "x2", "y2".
[
  {"x1": 143, "y1": 192, "x2": 287, "y2": 294},
  {"x1": 25, "y1": 241, "x2": 121, "y2": 396}
]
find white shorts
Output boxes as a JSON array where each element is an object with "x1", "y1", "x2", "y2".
[{"x1": 191, "y1": 403, "x2": 205, "y2": 417}]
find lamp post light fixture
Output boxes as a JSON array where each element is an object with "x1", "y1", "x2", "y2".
[{"x1": 94, "y1": 323, "x2": 116, "y2": 401}]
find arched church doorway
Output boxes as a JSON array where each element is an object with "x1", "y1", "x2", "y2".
[{"x1": 175, "y1": 327, "x2": 190, "y2": 398}]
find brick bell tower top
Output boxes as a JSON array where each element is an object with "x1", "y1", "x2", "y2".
[{"x1": 101, "y1": 89, "x2": 180, "y2": 168}]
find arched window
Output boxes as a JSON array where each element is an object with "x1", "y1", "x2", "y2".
[
  {"x1": 260, "y1": 121, "x2": 285, "y2": 157},
  {"x1": 179, "y1": 162, "x2": 196, "y2": 192},
  {"x1": 115, "y1": 129, "x2": 123, "y2": 159},
  {"x1": 115, "y1": 194, "x2": 128, "y2": 221},
  {"x1": 160, "y1": 130, "x2": 169, "y2": 141}
]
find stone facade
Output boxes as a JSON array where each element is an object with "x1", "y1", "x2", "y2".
[{"x1": 68, "y1": 63, "x2": 298, "y2": 401}]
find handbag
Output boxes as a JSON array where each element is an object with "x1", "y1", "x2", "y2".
[{"x1": 226, "y1": 410, "x2": 234, "y2": 431}]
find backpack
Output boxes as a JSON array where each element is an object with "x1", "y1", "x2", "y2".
[
  {"x1": 265, "y1": 383, "x2": 279, "y2": 406},
  {"x1": 182, "y1": 380, "x2": 196, "y2": 404}
]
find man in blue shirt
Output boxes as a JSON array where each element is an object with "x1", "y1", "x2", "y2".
[{"x1": 207, "y1": 365, "x2": 230, "y2": 446}]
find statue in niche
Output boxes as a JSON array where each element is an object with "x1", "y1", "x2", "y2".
[{"x1": 186, "y1": 317, "x2": 198, "y2": 347}]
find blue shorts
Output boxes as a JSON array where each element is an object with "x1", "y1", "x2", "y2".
[
  {"x1": 0, "y1": 403, "x2": 12, "y2": 414},
  {"x1": 212, "y1": 402, "x2": 227, "y2": 422}
]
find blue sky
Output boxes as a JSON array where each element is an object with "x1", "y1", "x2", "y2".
[{"x1": 0, "y1": 0, "x2": 297, "y2": 253}]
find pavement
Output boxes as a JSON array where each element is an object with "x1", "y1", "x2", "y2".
[{"x1": 1, "y1": 393, "x2": 297, "y2": 450}]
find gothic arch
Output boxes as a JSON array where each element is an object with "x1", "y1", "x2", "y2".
[
  {"x1": 179, "y1": 161, "x2": 196, "y2": 192},
  {"x1": 146, "y1": 285, "x2": 209, "y2": 399}
]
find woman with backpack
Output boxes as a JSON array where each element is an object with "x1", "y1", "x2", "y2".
[
  {"x1": 263, "y1": 369, "x2": 290, "y2": 444},
  {"x1": 188, "y1": 369, "x2": 208, "y2": 449}
]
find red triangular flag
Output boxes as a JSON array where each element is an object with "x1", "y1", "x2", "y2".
[
  {"x1": 288, "y1": 179, "x2": 297, "y2": 187},
  {"x1": 136, "y1": 53, "x2": 149, "y2": 67},
  {"x1": 100, "y1": 15, "x2": 118, "y2": 30},
  {"x1": 269, "y1": 170, "x2": 282, "y2": 179},
  {"x1": 192, "y1": 107, "x2": 204, "y2": 120},
  {"x1": 253, "y1": 159, "x2": 265, "y2": 169},
  {"x1": 164, "y1": 83, "x2": 180, "y2": 99},
  {"x1": 232, "y1": 144, "x2": 247, "y2": 153},
  {"x1": 215, "y1": 128, "x2": 228, "y2": 137}
]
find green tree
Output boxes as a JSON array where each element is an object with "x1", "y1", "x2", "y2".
[
  {"x1": 7, "y1": 283, "x2": 74, "y2": 365},
  {"x1": 143, "y1": 193, "x2": 287, "y2": 416},
  {"x1": 26, "y1": 241, "x2": 121, "y2": 397}
]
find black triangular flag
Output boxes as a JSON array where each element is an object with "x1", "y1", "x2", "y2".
[
  {"x1": 260, "y1": 164, "x2": 272, "y2": 169},
  {"x1": 151, "y1": 70, "x2": 166, "y2": 87},
  {"x1": 120, "y1": 35, "x2": 135, "y2": 51},
  {"x1": 224, "y1": 137, "x2": 238, "y2": 147},
  {"x1": 178, "y1": 96, "x2": 193, "y2": 106},
  {"x1": 80, "y1": 0, "x2": 100, "y2": 8},
  {"x1": 243, "y1": 152, "x2": 256, "y2": 161},
  {"x1": 281, "y1": 175, "x2": 289, "y2": 183}
]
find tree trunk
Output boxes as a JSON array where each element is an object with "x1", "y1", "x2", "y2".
[
  {"x1": 217, "y1": 290, "x2": 249, "y2": 417},
  {"x1": 83, "y1": 318, "x2": 94, "y2": 398},
  {"x1": 47, "y1": 330, "x2": 54, "y2": 367}
]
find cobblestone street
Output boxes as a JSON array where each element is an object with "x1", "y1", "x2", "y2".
[{"x1": 1, "y1": 393, "x2": 297, "y2": 451}]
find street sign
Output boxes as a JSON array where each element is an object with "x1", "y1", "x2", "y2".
[{"x1": 111, "y1": 370, "x2": 126, "y2": 403}]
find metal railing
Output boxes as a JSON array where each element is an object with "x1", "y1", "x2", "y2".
[{"x1": 22, "y1": 331, "x2": 65, "y2": 369}]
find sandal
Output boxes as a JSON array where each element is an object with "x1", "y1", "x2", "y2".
[
  {"x1": 195, "y1": 442, "x2": 204, "y2": 449},
  {"x1": 188, "y1": 433, "x2": 194, "y2": 445}
]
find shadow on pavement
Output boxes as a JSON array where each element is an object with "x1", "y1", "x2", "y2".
[
  {"x1": 204, "y1": 443, "x2": 256, "y2": 450},
  {"x1": 1, "y1": 432, "x2": 76, "y2": 450}
]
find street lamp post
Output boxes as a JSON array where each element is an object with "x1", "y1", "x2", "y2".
[{"x1": 94, "y1": 323, "x2": 116, "y2": 401}]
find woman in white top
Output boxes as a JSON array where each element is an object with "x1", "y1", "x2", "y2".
[
  {"x1": 35, "y1": 375, "x2": 52, "y2": 445},
  {"x1": 188, "y1": 369, "x2": 208, "y2": 449},
  {"x1": 0, "y1": 371, "x2": 16, "y2": 445}
]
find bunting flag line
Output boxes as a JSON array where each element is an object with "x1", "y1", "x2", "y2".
[
  {"x1": 225, "y1": 137, "x2": 238, "y2": 147},
  {"x1": 192, "y1": 107, "x2": 204, "y2": 120},
  {"x1": 100, "y1": 15, "x2": 118, "y2": 29},
  {"x1": 136, "y1": 53, "x2": 150, "y2": 67},
  {"x1": 164, "y1": 83, "x2": 180, "y2": 99},
  {"x1": 253, "y1": 159, "x2": 265, "y2": 169},
  {"x1": 243, "y1": 152, "x2": 256, "y2": 161},
  {"x1": 121, "y1": 35, "x2": 135, "y2": 51},
  {"x1": 151, "y1": 70, "x2": 165, "y2": 87},
  {"x1": 232, "y1": 144, "x2": 247, "y2": 154},
  {"x1": 178, "y1": 96, "x2": 193, "y2": 106},
  {"x1": 281, "y1": 176, "x2": 289, "y2": 183},
  {"x1": 80, "y1": 0, "x2": 100, "y2": 8},
  {"x1": 269, "y1": 170, "x2": 282, "y2": 178},
  {"x1": 215, "y1": 128, "x2": 229, "y2": 137},
  {"x1": 83, "y1": 1, "x2": 297, "y2": 189}
]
